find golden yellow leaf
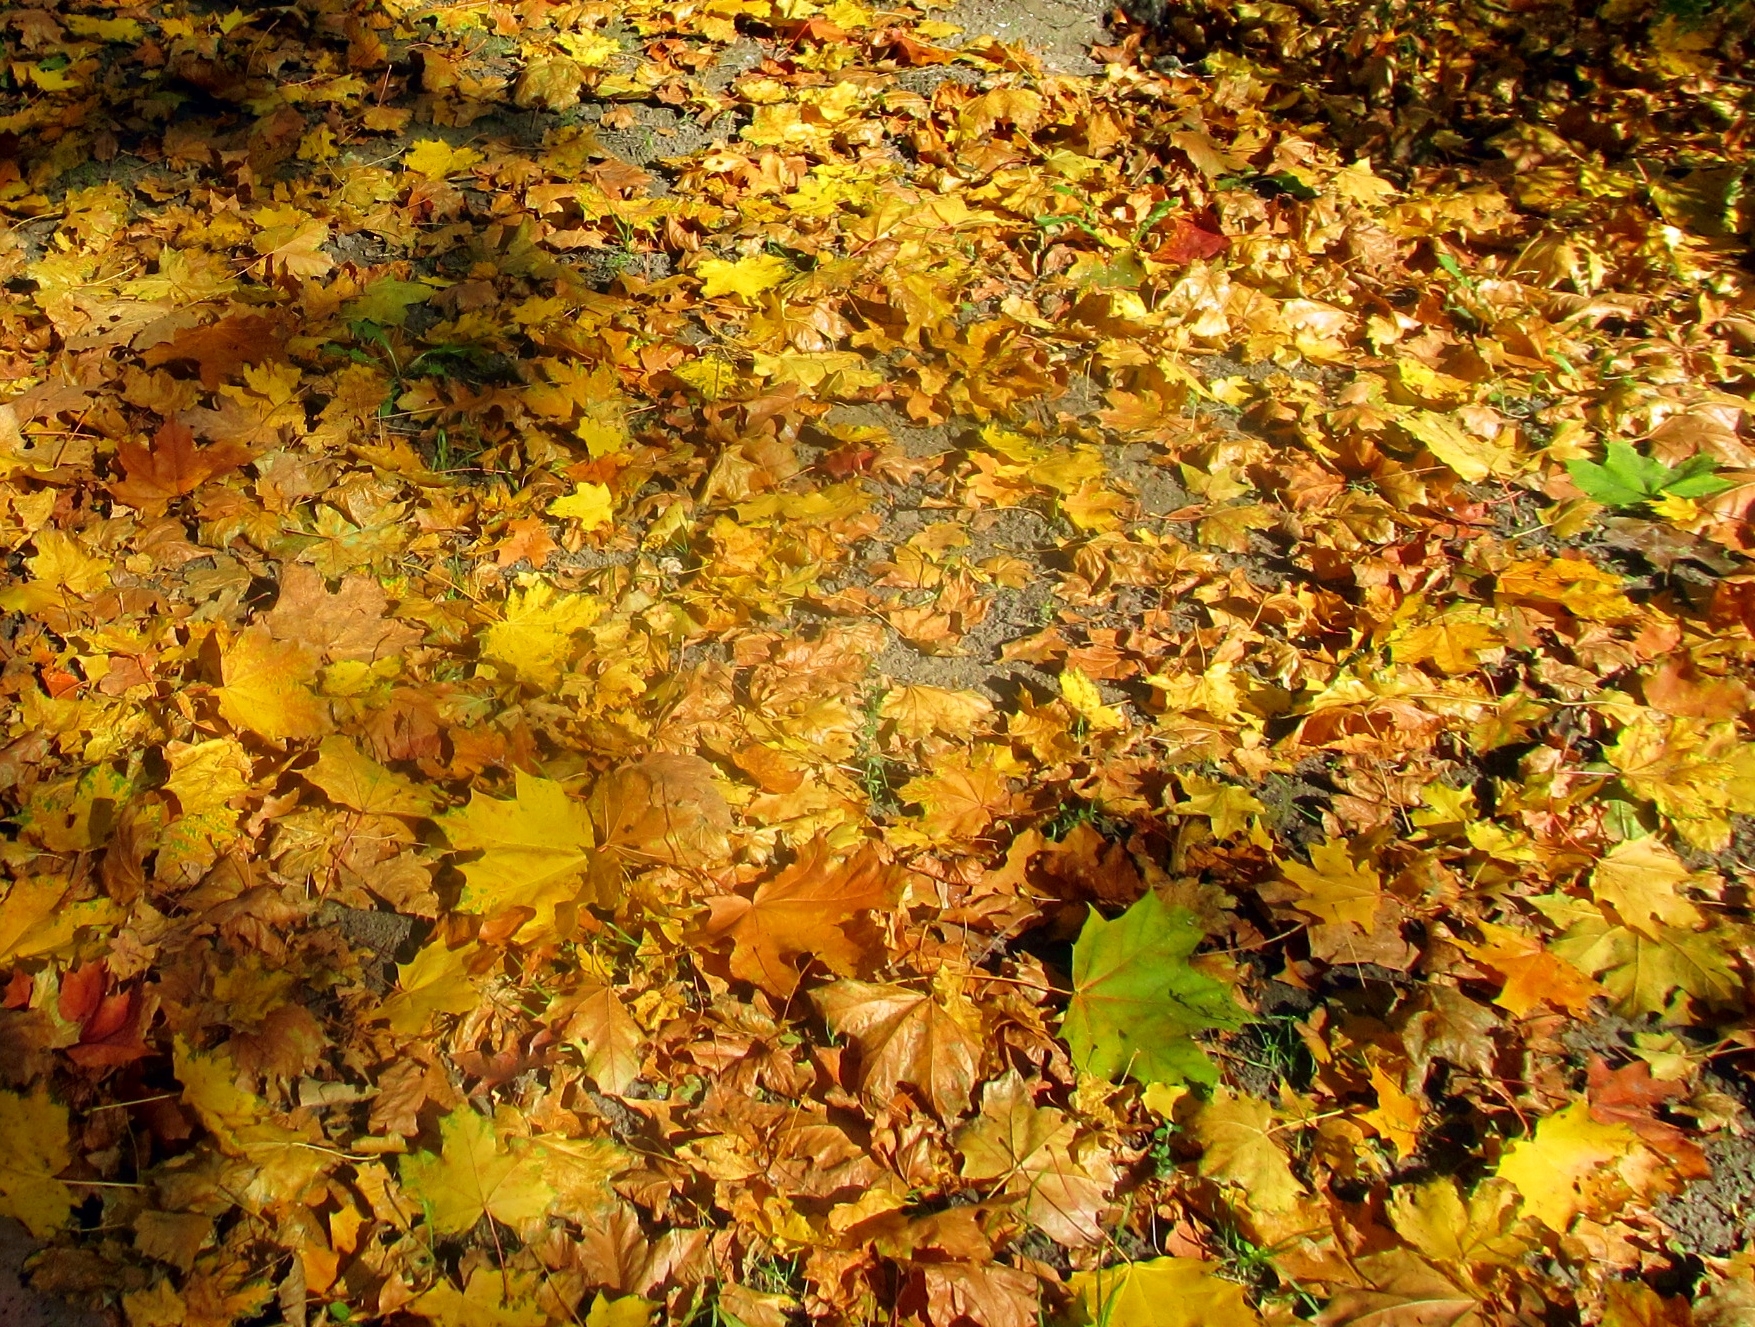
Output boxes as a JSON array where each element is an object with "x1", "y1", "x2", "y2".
[
  {"x1": 1068, "y1": 1257, "x2": 1261, "y2": 1327},
  {"x1": 547, "y1": 481, "x2": 615, "y2": 529},
  {"x1": 1060, "y1": 665, "x2": 1127, "y2": 731},
  {"x1": 1495, "y1": 1101, "x2": 1638, "y2": 1231},
  {"x1": 404, "y1": 139, "x2": 484, "y2": 179},
  {"x1": 305, "y1": 735, "x2": 434, "y2": 817},
  {"x1": 697, "y1": 253, "x2": 792, "y2": 300},
  {"x1": 480, "y1": 582, "x2": 602, "y2": 689},
  {"x1": 401, "y1": 1107, "x2": 554, "y2": 1235},
  {"x1": 1359, "y1": 1064, "x2": 1423, "y2": 1160},
  {"x1": 1589, "y1": 837, "x2": 1706, "y2": 939},
  {"x1": 879, "y1": 685, "x2": 994, "y2": 743},
  {"x1": 440, "y1": 771, "x2": 599, "y2": 924},
  {"x1": 409, "y1": 1267, "x2": 546, "y2": 1327},
  {"x1": 377, "y1": 941, "x2": 482, "y2": 1036},
  {"x1": 0, "y1": 1089, "x2": 73, "y2": 1238},
  {"x1": 216, "y1": 626, "x2": 329, "y2": 742},
  {"x1": 1279, "y1": 840, "x2": 1383, "y2": 929},
  {"x1": 1194, "y1": 1090, "x2": 1307, "y2": 1213}
]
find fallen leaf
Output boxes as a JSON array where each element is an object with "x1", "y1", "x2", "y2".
[{"x1": 1061, "y1": 890, "x2": 1249, "y2": 1086}]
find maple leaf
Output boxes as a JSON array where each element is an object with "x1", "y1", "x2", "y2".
[
  {"x1": 405, "y1": 139, "x2": 484, "y2": 179},
  {"x1": 377, "y1": 940, "x2": 482, "y2": 1036},
  {"x1": 697, "y1": 253, "x2": 792, "y2": 300},
  {"x1": 898, "y1": 759, "x2": 1014, "y2": 840},
  {"x1": 409, "y1": 1268, "x2": 546, "y2": 1327},
  {"x1": 1314, "y1": 1249, "x2": 1482, "y2": 1327},
  {"x1": 1538, "y1": 894, "x2": 1739, "y2": 1020},
  {"x1": 1495, "y1": 1100, "x2": 1639, "y2": 1232},
  {"x1": 560, "y1": 984, "x2": 645, "y2": 1095},
  {"x1": 139, "y1": 312, "x2": 288, "y2": 388},
  {"x1": 1398, "y1": 408, "x2": 1518, "y2": 483},
  {"x1": 1359, "y1": 1063, "x2": 1424, "y2": 1160},
  {"x1": 1387, "y1": 1177, "x2": 1530, "y2": 1277},
  {"x1": 1566, "y1": 440, "x2": 1729, "y2": 509},
  {"x1": 108, "y1": 418, "x2": 249, "y2": 513},
  {"x1": 879, "y1": 685, "x2": 994, "y2": 743},
  {"x1": 305, "y1": 735, "x2": 434, "y2": 817},
  {"x1": 706, "y1": 838, "x2": 899, "y2": 996},
  {"x1": 440, "y1": 772, "x2": 601, "y2": 925},
  {"x1": 1060, "y1": 665, "x2": 1127, "y2": 730},
  {"x1": 401, "y1": 1107, "x2": 555, "y2": 1235},
  {"x1": 548, "y1": 481, "x2": 616, "y2": 528},
  {"x1": 215, "y1": 626, "x2": 329, "y2": 742},
  {"x1": 953, "y1": 1070, "x2": 1115, "y2": 1246},
  {"x1": 1172, "y1": 773, "x2": 1265, "y2": 841},
  {"x1": 252, "y1": 214, "x2": 334, "y2": 279},
  {"x1": 481, "y1": 581, "x2": 602, "y2": 689},
  {"x1": 1194, "y1": 1090, "x2": 1308, "y2": 1213},
  {"x1": 1067, "y1": 1257, "x2": 1261, "y2": 1327},
  {"x1": 1060, "y1": 890, "x2": 1248, "y2": 1086},
  {"x1": 264, "y1": 565, "x2": 421, "y2": 663},
  {"x1": 813, "y1": 975, "x2": 984, "y2": 1120},
  {"x1": 1453, "y1": 921, "x2": 1601, "y2": 1018},
  {"x1": 0, "y1": 1089, "x2": 73, "y2": 1238},
  {"x1": 919, "y1": 1263, "x2": 1040, "y2": 1327},
  {"x1": 589, "y1": 754, "x2": 734, "y2": 871},
  {"x1": 1279, "y1": 839, "x2": 1383, "y2": 929},
  {"x1": 1588, "y1": 837, "x2": 1706, "y2": 938}
]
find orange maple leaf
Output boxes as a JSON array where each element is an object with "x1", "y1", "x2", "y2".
[
  {"x1": 705, "y1": 838, "x2": 900, "y2": 996},
  {"x1": 108, "y1": 419, "x2": 249, "y2": 513}
]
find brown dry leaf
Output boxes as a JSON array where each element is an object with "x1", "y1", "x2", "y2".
[
  {"x1": 953, "y1": 1070, "x2": 1115, "y2": 1245},
  {"x1": 560, "y1": 985, "x2": 645, "y2": 1096},
  {"x1": 109, "y1": 419, "x2": 249, "y2": 513},
  {"x1": 813, "y1": 975, "x2": 983, "y2": 1120},
  {"x1": 1194, "y1": 1090, "x2": 1307, "y2": 1213},
  {"x1": 590, "y1": 754, "x2": 734, "y2": 870},
  {"x1": 706, "y1": 839, "x2": 900, "y2": 996},
  {"x1": 263, "y1": 565, "x2": 421, "y2": 663}
]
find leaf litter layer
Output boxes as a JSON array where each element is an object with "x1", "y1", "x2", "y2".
[{"x1": 0, "y1": 0, "x2": 1752, "y2": 1323}]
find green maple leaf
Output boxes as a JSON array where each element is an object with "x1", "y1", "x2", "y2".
[
  {"x1": 1566, "y1": 441, "x2": 1730, "y2": 509},
  {"x1": 1060, "y1": 891, "x2": 1250, "y2": 1086}
]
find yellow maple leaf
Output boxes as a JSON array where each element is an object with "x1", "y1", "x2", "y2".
[
  {"x1": 697, "y1": 253, "x2": 792, "y2": 300},
  {"x1": 480, "y1": 581, "x2": 602, "y2": 689},
  {"x1": 440, "y1": 771, "x2": 599, "y2": 922},
  {"x1": 1589, "y1": 836, "x2": 1706, "y2": 939},
  {"x1": 409, "y1": 1268, "x2": 546, "y2": 1327},
  {"x1": 954, "y1": 1070, "x2": 1115, "y2": 1246},
  {"x1": 1398, "y1": 407, "x2": 1518, "y2": 483},
  {"x1": 305, "y1": 735, "x2": 434, "y2": 817},
  {"x1": 377, "y1": 940, "x2": 482, "y2": 1035},
  {"x1": 0, "y1": 1089, "x2": 73, "y2": 1238},
  {"x1": 404, "y1": 138, "x2": 484, "y2": 180},
  {"x1": 879, "y1": 685, "x2": 994, "y2": 743},
  {"x1": 547, "y1": 481, "x2": 615, "y2": 529},
  {"x1": 216, "y1": 626, "x2": 329, "y2": 742},
  {"x1": 1279, "y1": 839, "x2": 1383, "y2": 929},
  {"x1": 585, "y1": 1293, "x2": 656, "y2": 1327},
  {"x1": 1060, "y1": 665, "x2": 1126, "y2": 731},
  {"x1": 1068, "y1": 1257, "x2": 1261, "y2": 1327},
  {"x1": 1360, "y1": 1063, "x2": 1424, "y2": 1160},
  {"x1": 1496, "y1": 1100, "x2": 1639, "y2": 1231},
  {"x1": 1172, "y1": 773, "x2": 1265, "y2": 841},
  {"x1": 1194, "y1": 1090, "x2": 1307, "y2": 1213},
  {"x1": 401, "y1": 1107, "x2": 554, "y2": 1235}
]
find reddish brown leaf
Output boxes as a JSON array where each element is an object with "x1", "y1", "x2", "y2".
[{"x1": 108, "y1": 418, "x2": 249, "y2": 512}]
